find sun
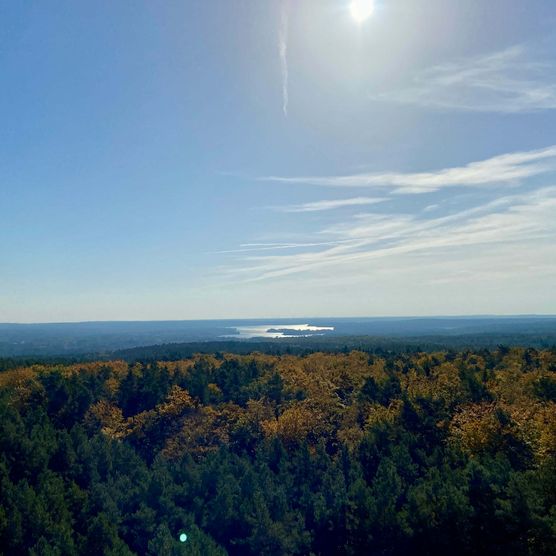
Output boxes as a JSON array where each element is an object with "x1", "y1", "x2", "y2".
[{"x1": 349, "y1": 0, "x2": 375, "y2": 24}]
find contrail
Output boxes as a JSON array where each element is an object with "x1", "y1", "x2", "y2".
[{"x1": 279, "y1": 0, "x2": 290, "y2": 116}]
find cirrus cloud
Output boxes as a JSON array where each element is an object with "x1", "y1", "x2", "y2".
[
  {"x1": 262, "y1": 145, "x2": 556, "y2": 194},
  {"x1": 376, "y1": 44, "x2": 556, "y2": 113}
]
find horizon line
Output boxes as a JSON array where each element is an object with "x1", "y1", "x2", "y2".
[{"x1": 2, "y1": 313, "x2": 556, "y2": 326}]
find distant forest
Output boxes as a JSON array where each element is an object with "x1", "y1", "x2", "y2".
[
  {"x1": 0, "y1": 347, "x2": 555, "y2": 554},
  {"x1": 2, "y1": 317, "x2": 556, "y2": 358}
]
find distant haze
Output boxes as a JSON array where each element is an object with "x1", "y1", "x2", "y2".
[{"x1": 1, "y1": 316, "x2": 556, "y2": 357}]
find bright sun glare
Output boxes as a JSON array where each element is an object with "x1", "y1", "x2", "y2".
[{"x1": 349, "y1": 0, "x2": 375, "y2": 24}]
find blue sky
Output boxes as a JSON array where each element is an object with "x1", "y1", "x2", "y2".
[{"x1": 2, "y1": 0, "x2": 556, "y2": 322}]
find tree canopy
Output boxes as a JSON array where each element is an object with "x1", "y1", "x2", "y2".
[{"x1": 0, "y1": 347, "x2": 554, "y2": 554}]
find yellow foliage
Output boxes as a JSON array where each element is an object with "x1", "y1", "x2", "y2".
[
  {"x1": 450, "y1": 403, "x2": 501, "y2": 455},
  {"x1": 157, "y1": 385, "x2": 196, "y2": 417},
  {"x1": 364, "y1": 400, "x2": 403, "y2": 430},
  {"x1": 163, "y1": 406, "x2": 228, "y2": 459},
  {"x1": 402, "y1": 362, "x2": 463, "y2": 404},
  {"x1": 86, "y1": 400, "x2": 127, "y2": 439},
  {"x1": 262, "y1": 403, "x2": 325, "y2": 447},
  {"x1": 0, "y1": 367, "x2": 38, "y2": 390},
  {"x1": 449, "y1": 398, "x2": 555, "y2": 462}
]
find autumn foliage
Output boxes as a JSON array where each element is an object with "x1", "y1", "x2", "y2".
[{"x1": 0, "y1": 347, "x2": 555, "y2": 554}]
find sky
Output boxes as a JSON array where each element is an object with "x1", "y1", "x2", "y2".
[{"x1": 1, "y1": 0, "x2": 556, "y2": 322}]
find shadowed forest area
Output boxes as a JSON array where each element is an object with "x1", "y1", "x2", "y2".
[{"x1": 0, "y1": 347, "x2": 555, "y2": 555}]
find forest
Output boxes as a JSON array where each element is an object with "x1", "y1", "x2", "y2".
[{"x1": 0, "y1": 347, "x2": 555, "y2": 555}]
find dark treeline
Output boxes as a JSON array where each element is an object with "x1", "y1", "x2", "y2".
[
  {"x1": 0, "y1": 356, "x2": 93, "y2": 373},
  {"x1": 0, "y1": 348, "x2": 555, "y2": 554},
  {"x1": 114, "y1": 334, "x2": 556, "y2": 362},
  {"x1": 2, "y1": 333, "x2": 556, "y2": 373}
]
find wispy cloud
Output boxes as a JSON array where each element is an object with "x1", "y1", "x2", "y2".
[
  {"x1": 379, "y1": 45, "x2": 556, "y2": 113},
  {"x1": 275, "y1": 197, "x2": 387, "y2": 212},
  {"x1": 214, "y1": 240, "x2": 350, "y2": 255},
  {"x1": 222, "y1": 186, "x2": 556, "y2": 282},
  {"x1": 262, "y1": 145, "x2": 556, "y2": 193},
  {"x1": 279, "y1": 1, "x2": 290, "y2": 116}
]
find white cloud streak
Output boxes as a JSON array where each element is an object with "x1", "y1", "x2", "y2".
[
  {"x1": 379, "y1": 45, "x2": 556, "y2": 113},
  {"x1": 275, "y1": 197, "x2": 387, "y2": 212},
  {"x1": 262, "y1": 145, "x2": 556, "y2": 193},
  {"x1": 223, "y1": 186, "x2": 556, "y2": 283},
  {"x1": 215, "y1": 240, "x2": 351, "y2": 254},
  {"x1": 279, "y1": 1, "x2": 290, "y2": 116}
]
